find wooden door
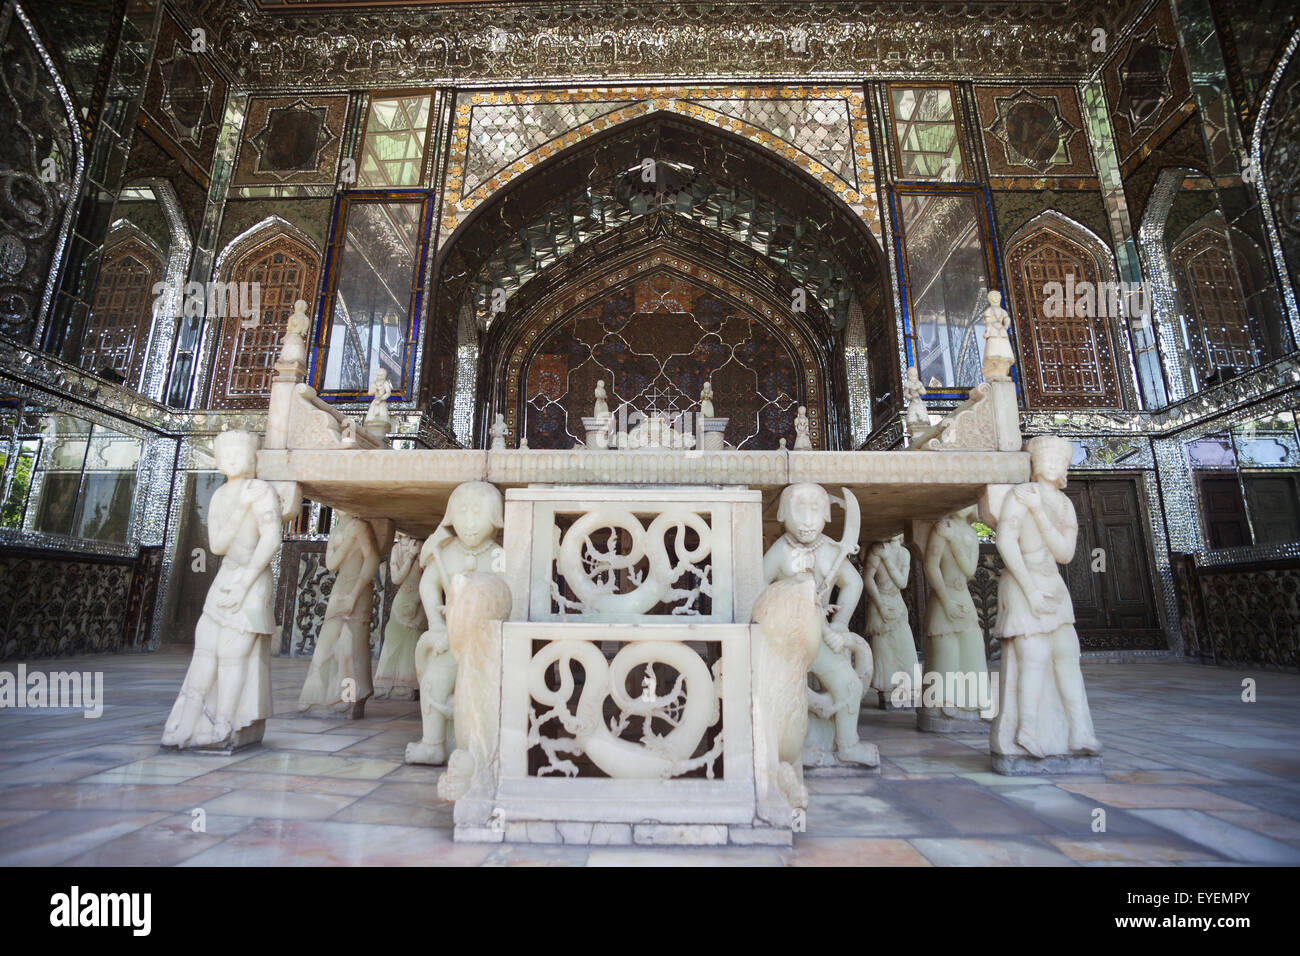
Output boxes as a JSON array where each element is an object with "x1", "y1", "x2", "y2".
[{"x1": 1063, "y1": 477, "x2": 1163, "y2": 649}]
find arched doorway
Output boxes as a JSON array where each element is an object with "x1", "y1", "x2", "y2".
[
  {"x1": 490, "y1": 216, "x2": 830, "y2": 450},
  {"x1": 1171, "y1": 225, "x2": 1267, "y2": 379},
  {"x1": 1004, "y1": 213, "x2": 1126, "y2": 409},
  {"x1": 207, "y1": 224, "x2": 320, "y2": 409},
  {"x1": 80, "y1": 226, "x2": 164, "y2": 386},
  {"x1": 426, "y1": 112, "x2": 890, "y2": 450}
]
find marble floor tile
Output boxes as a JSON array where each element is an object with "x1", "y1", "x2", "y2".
[
  {"x1": 0, "y1": 810, "x2": 167, "y2": 866},
  {"x1": 1127, "y1": 809, "x2": 1300, "y2": 864},
  {"x1": 783, "y1": 837, "x2": 932, "y2": 866},
  {"x1": 1043, "y1": 835, "x2": 1218, "y2": 863},
  {"x1": 909, "y1": 836, "x2": 1076, "y2": 867},
  {"x1": 202, "y1": 788, "x2": 359, "y2": 820},
  {"x1": 1203, "y1": 809, "x2": 1300, "y2": 846},
  {"x1": 178, "y1": 819, "x2": 491, "y2": 866},
  {"x1": 585, "y1": 847, "x2": 785, "y2": 866},
  {"x1": 1057, "y1": 783, "x2": 1257, "y2": 811},
  {"x1": 226, "y1": 752, "x2": 401, "y2": 780}
]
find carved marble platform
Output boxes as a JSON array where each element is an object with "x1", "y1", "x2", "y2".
[{"x1": 257, "y1": 448, "x2": 1029, "y2": 542}]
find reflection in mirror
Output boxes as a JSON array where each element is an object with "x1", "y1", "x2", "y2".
[
  {"x1": 321, "y1": 199, "x2": 424, "y2": 396},
  {"x1": 1162, "y1": 171, "x2": 1290, "y2": 388},
  {"x1": 889, "y1": 86, "x2": 964, "y2": 180},
  {"x1": 896, "y1": 190, "x2": 990, "y2": 389},
  {"x1": 1189, "y1": 413, "x2": 1300, "y2": 550},
  {"x1": 78, "y1": 182, "x2": 178, "y2": 389},
  {"x1": 0, "y1": 406, "x2": 141, "y2": 544}
]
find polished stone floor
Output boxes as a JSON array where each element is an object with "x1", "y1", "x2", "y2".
[{"x1": 1, "y1": 648, "x2": 1298, "y2": 866}]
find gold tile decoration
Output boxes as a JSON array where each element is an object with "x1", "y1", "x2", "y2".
[{"x1": 441, "y1": 86, "x2": 879, "y2": 249}]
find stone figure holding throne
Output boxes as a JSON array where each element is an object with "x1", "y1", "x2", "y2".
[
  {"x1": 763, "y1": 483, "x2": 879, "y2": 768},
  {"x1": 988, "y1": 435, "x2": 1101, "y2": 767},
  {"x1": 405, "y1": 481, "x2": 506, "y2": 765},
  {"x1": 162, "y1": 430, "x2": 282, "y2": 750}
]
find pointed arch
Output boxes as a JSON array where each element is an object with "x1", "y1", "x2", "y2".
[
  {"x1": 205, "y1": 217, "x2": 321, "y2": 409},
  {"x1": 1004, "y1": 210, "x2": 1127, "y2": 409},
  {"x1": 426, "y1": 109, "x2": 890, "y2": 436},
  {"x1": 80, "y1": 225, "x2": 165, "y2": 385},
  {"x1": 485, "y1": 214, "x2": 837, "y2": 450},
  {"x1": 1170, "y1": 223, "x2": 1266, "y2": 379}
]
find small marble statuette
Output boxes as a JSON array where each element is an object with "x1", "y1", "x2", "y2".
[
  {"x1": 279, "y1": 299, "x2": 311, "y2": 368},
  {"x1": 373, "y1": 533, "x2": 426, "y2": 700},
  {"x1": 989, "y1": 436, "x2": 1102, "y2": 771},
  {"x1": 792, "y1": 405, "x2": 812, "y2": 450},
  {"x1": 363, "y1": 367, "x2": 392, "y2": 435},
  {"x1": 699, "y1": 380, "x2": 715, "y2": 418},
  {"x1": 763, "y1": 483, "x2": 878, "y2": 768},
  {"x1": 489, "y1": 413, "x2": 508, "y2": 450},
  {"x1": 162, "y1": 431, "x2": 282, "y2": 751},
  {"x1": 593, "y1": 379, "x2": 611, "y2": 420},
  {"x1": 519, "y1": 437, "x2": 529, "y2": 449},
  {"x1": 298, "y1": 511, "x2": 381, "y2": 716},
  {"x1": 903, "y1": 365, "x2": 930, "y2": 436},
  {"x1": 437, "y1": 572, "x2": 514, "y2": 801},
  {"x1": 863, "y1": 535, "x2": 918, "y2": 706},
  {"x1": 981, "y1": 290, "x2": 1015, "y2": 382},
  {"x1": 752, "y1": 575, "x2": 823, "y2": 821},
  {"x1": 406, "y1": 481, "x2": 506, "y2": 766},
  {"x1": 919, "y1": 508, "x2": 988, "y2": 728}
]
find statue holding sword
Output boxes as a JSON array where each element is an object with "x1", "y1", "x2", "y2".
[{"x1": 763, "y1": 483, "x2": 879, "y2": 767}]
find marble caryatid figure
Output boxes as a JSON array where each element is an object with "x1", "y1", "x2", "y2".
[
  {"x1": 793, "y1": 406, "x2": 812, "y2": 449},
  {"x1": 699, "y1": 380, "x2": 714, "y2": 418},
  {"x1": 162, "y1": 430, "x2": 282, "y2": 750},
  {"x1": 863, "y1": 534, "x2": 918, "y2": 702},
  {"x1": 921, "y1": 507, "x2": 988, "y2": 723},
  {"x1": 903, "y1": 365, "x2": 929, "y2": 436},
  {"x1": 437, "y1": 571, "x2": 513, "y2": 802},
  {"x1": 298, "y1": 511, "x2": 381, "y2": 716},
  {"x1": 281, "y1": 299, "x2": 311, "y2": 366},
  {"x1": 489, "y1": 413, "x2": 508, "y2": 450},
  {"x1": 373, "y1": 532, "x2": 426, "y2": 700},
  {"x1": 763, "y1": 483, "x2": 879, "y2": 767},
  {"x1": 751, "y1": 575, "x2": 824, "y2": 820},
  {"x1": 405, "y1": 481, "x2": 505, "y2": 765},
  {"x1": 363, "y1": 367, "x2": 392, "y2": 432},
  {"x1": 989, "y1": 435, "x2": 1101, "y2": 762},
  {"x1": 981, "y1": 290, "x2": 1014, "y2": 382}
]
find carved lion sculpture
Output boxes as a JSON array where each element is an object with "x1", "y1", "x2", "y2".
[{"x1": 751, "y1": 574, "x2": 823, "y2": 819}]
